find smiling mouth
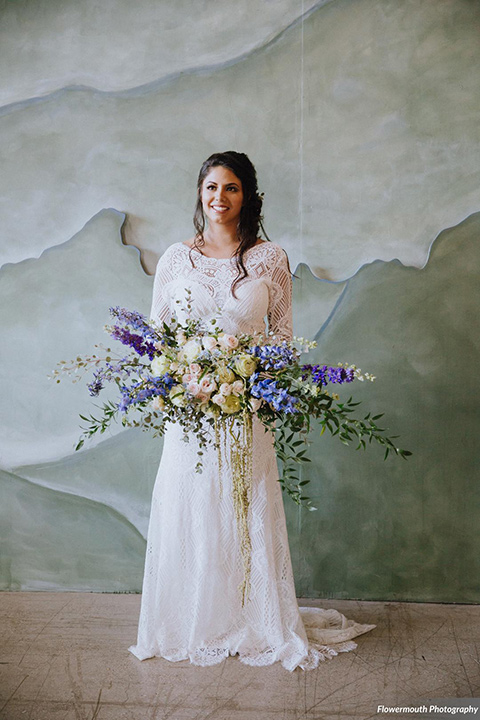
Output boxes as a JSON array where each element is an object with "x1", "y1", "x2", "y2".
[{"x1": 211, "y1": 205, "x2": 229, "y2": 212}]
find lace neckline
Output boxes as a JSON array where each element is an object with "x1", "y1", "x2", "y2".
[{"x1": 179, "y1": 241, "x2": 268, "y2": 262}]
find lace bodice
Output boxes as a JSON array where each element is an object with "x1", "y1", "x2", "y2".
[{"x1": 150, "y1": 241, "x2": 293, "y2": 341}]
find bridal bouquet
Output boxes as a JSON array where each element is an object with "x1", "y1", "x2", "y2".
[{"x1": 53, "y1": 299, "x2": 410, "y2": 605}]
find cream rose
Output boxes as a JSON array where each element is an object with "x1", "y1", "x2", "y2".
[
  {"x1": 233, "y1": 353, "x2": 258, "y2": 378},
  {"x1": 212, "y1": 393, "x2": 227, "y2": 406},
  {"x1": 222, "y1": 394, "x2": 241, "y2": 414},
  {"x1": 216, "y1": 365, "x2": 236, "y2": 384}
]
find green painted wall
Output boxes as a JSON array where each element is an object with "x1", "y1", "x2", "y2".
[
  {"x1": 287, "y1": 213, "x2": 480, "y2": 602},
  {"x1": 1, "y1": 0, "x2": 479, "y2": 601}
]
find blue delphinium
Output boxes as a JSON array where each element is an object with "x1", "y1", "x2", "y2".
[
  {"x1": 87, "y1": 370, "x2": 106, "y2": 397},
  {"x1": 109, "y1": 326, "x2": 156, "y2": 360},
  {"x1": 118, "y1": 374, "x2": 174, "y2": 412},
  {"x1": 302, "y1": 364, "x2": 355, "y2": 386},
  {"x1": 250, "y1": 374, "x2": 298, "y2": 413},
  {"x1": 109, "y1": 307, "x2": 157, "y2": 340},
  {"x1": 249, "y1": 342, "x2": 296, "y2": 371}
]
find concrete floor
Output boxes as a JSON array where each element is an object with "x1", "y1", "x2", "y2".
[{"x1": 0, "y1": 593, "x2": 478, "y2": 720}]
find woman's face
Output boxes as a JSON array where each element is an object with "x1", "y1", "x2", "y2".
[{"x1": 200, "y1": 166, "x2": 244, "y2": 229}]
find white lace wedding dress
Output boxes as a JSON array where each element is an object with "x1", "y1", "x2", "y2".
[{"x1": 128, "y1": 241, "x2": 375, "y2": 671}]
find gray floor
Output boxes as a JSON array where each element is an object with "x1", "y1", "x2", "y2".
[{"x1": 0, "y1": 593, "x2": 478, "y2": 720}]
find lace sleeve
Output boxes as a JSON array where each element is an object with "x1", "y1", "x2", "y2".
[
  {"x1": 267, "y1": 246, "x2": 293, "y2": 342},
  {"x1": 150, "y1": 245, "x2": 176, "y2": 325}
]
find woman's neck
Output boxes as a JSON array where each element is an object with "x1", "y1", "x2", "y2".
[{"x1": 203, "y1": 225, "x2": 240, "y2": 253}]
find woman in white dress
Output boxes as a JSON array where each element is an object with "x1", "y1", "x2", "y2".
[{"x1": 128, "y1": 151, "x2": 375, "y2": 671}]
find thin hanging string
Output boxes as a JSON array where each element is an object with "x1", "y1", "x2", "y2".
[{"x1": 298, "y1": 0, "x2": 305, "y2": 537}]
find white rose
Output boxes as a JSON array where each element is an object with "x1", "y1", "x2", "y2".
[
  {"x1": 181, "y1": 339, "x2": 202, "y2": 363},
  {"x1": 202, "y1": 336, "x2": 217, "y2": 351},
  {"x1": 151, "y1": 355, "x2": 170, "y2": 376},
  {"x1": 232, "y1": 380, "x2": 245, "y2": 396},
  {"x1": 219, "y1": 382, "x2": 232, "y2": 396},
  {"x1": 218, "y1": 333, "x2": 239, "y2": 351},
  {"x1": 186, "y1": 380, "x2": 201, "y2": 397},
  {"x1": 199, "y1": 376, "x2": 217, "y2": 394}
]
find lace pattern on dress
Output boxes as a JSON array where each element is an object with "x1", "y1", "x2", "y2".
[{"x1": 128, "y1": 240, "x2": 375, "y2": 672}]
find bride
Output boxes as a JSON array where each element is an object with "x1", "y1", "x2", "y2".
[{"x1": 128, "y1": 151, "x2": 375, "y2": 671}]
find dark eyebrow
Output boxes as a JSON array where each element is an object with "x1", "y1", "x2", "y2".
[{"x1": 205, "y1": 181, "x2": 240, "y2": 188}]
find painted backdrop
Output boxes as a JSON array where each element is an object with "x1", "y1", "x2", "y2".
[{"x1": 1, "y1": 0, "x2": 479, "y2": 601}]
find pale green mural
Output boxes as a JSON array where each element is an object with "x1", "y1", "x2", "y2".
[
  {"x1": 0, "y1": 0, "x2": 479, "y2": 601},
  {"x1": 287, "y1": 212, "x2": 480, "y2": 603}
]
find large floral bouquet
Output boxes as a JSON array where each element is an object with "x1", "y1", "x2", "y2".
[{"x1": 53, "y1": 299, "x2": 410, "y2": 605}]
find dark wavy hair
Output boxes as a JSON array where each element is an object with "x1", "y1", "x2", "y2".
[{"x1": 190, "y1": 151, "x2": 269, "y2": 296}]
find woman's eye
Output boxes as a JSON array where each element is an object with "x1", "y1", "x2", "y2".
[
  {"x1": 206, "y1": 184, "x2": 216, "y2": 190},
  {"x1": 227, "y1": 186, "x2": 238, "y2": 192}
]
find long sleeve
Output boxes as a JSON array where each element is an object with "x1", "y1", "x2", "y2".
[
  {"x1": 267, "y1": 247, "x2": 293, "y2": 342},
  {"x1": 150, "y1": 245, "x2": 176, "y2": 325}
]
